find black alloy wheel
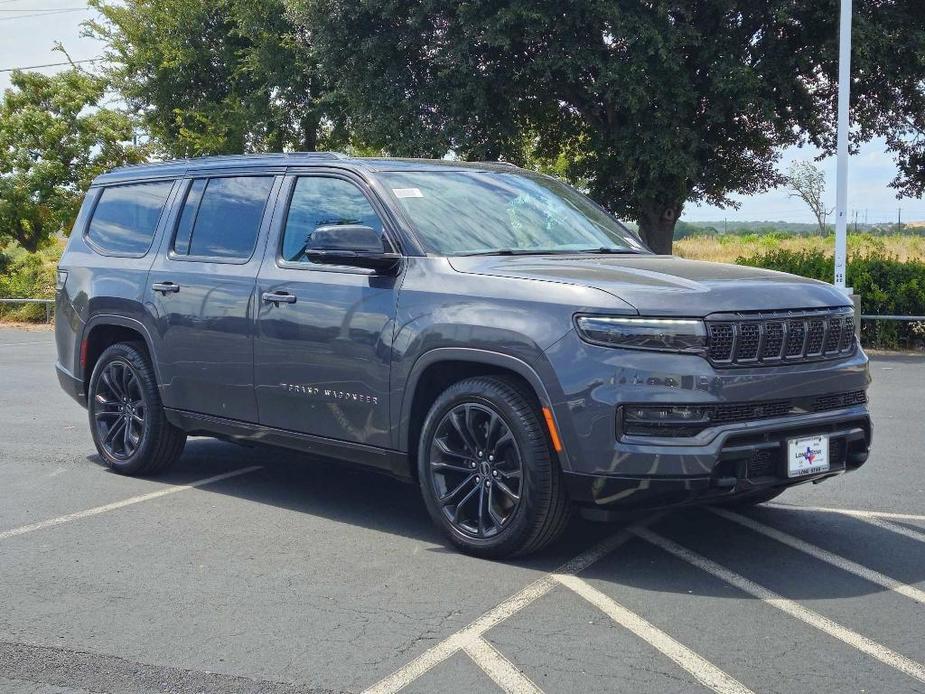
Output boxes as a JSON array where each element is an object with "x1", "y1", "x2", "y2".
[
  {"x1": 418, "y1": 376, "x2": 571, "y2": 558},
  {"x1": 93, "y1": 359, "x2": 146, "y2": 460},
  {"x1": 429, "y1": 402, "x2": 524, "y2": 539},
  {"x1": 88, "y1": 342, "x2": 186, "y2": 475}
]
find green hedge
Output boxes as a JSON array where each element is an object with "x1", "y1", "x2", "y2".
[
  {"x1": 736, "y1": 249, "x2": 925, "y2": 349},
  {"x1": 0, "y1": 241, "x2": 60, "y2": 322}
]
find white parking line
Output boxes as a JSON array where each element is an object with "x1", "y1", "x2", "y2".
[
  {"x1": 711, "y1": 508, "x2": 925, "y2": 606},
  {"x1": 0, "y1": 340, "x2": 52, "y2": 348},
  {"x1": 769, "y1": 503, "x2": 925, "y2": 523},
  {"x1": 0, "y1": 466, "x2": 262, "y2": 541},
  {"x1": 461, "y1": 635, "x2": 542, "y2": 694},
  {"x1": 362, "y1": 523, "x2": 653, "y2": 694},
  {"x1": 767, "y1": 504, "x2": 925, "y2": 543},
  {"x1": 635, "y1": 527, "x2": 925, "y2": 685},
  {"x1": 554, "y1": 573, "x2": 753, "y2": 694}
]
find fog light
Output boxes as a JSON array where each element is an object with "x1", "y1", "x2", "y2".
[{"x1": 622, "y1": 404, "x2": 714, "y2": 437}]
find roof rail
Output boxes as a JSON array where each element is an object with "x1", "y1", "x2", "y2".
[
  {"x1": 475, "y1": 160, "x2": 519, "y2": 168},
  {"x1": 109, "y1": 151, "x2": 348, "y2": 172}
]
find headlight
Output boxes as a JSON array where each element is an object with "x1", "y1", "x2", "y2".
[{"x1": 575, "y1": 316, "x2": 707, "y2": 353}]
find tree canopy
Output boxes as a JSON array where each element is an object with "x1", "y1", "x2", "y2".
[
  {"x1": 0, "y1": 68, "x2": 144, "y2": 251},
  {"x1": 87, "y1": 0, "x2": 338, "y2": 157},
  {"x1": 292, "y1": 0, "x2": 925, "y2": 252}
]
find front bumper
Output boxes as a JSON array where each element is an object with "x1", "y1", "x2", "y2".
[
  {"x1": 540, "y1": 330, "x2": 872, "y2": 513},
  {"x1": 563, "y1": 408, "x2": 871, "y2": 515}
]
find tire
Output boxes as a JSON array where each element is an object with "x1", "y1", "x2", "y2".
[
  {"x1": 87, "y1": 342, "x2": 186, "y2": 476},
  {"x1": 713, "y1": 487, "x2": 786, "y2": 508},
  {"x1": 417, "y1": 376, "x2": 570, "y2": 558}
]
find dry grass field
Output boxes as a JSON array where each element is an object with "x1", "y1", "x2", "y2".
[{"x1": 674, "y1": 233, "x2": 925, "y2": 263}]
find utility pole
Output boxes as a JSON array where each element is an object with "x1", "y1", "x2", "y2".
[
  {"x1": 833, "y1": 0, "x2": 851, "y2": 291},
  {"x1": 898, "y1": 207, "x2": 903, "y2": 234}
]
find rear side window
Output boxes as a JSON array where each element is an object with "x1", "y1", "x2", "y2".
[
  {"x1": 173, "y1": 176, "x2": 274, "y2": 260},
  {"x1": 86, "y1": 181, "x2": 174, "y2": 255},
  {"x1": 281, "y1": 176, "x2": 384, "y2": 262}
]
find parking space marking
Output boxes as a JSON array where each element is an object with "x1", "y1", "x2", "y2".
[
  {"x1": 554, "y1": 573, "x2": 753, "y2": 694},
  {"x1": 461, "y1": 635, "x2": 543, "y2": 694},
  {"x1": 0, "y1": 340, "x2": 53, "y2": 348},
  {"x1": 362, "y1": 521, "x2": 658, "y2": 694},
  {"x1": 0, "y1": 466, "x2": 262, "y2": 541},
  {"x1": 635, "y1": 528, "x2": 925, "y2": 685},
  {"x1": 769, "y1": 504, "x2": 925, "y2": 523},
  {"x1": 711, "y1": 508, "x2": 925, "y2": 606}
]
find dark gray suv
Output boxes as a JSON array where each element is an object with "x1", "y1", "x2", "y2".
[{"x1": 55, "y1": 153, "x2": 871, "y2": 557}]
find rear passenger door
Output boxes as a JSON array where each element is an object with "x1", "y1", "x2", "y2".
[
  {"x1": 253, "y1": 172, "x2": 400, "y2": 448},
  {"x1": 147, "y1": 173, "x2": 282, "y2": 422}
]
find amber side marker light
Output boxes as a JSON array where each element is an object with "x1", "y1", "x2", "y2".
[{"x1": 542, "y1": 407, "x2": 563, "y2": 453}]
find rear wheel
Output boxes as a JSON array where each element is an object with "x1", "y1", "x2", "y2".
[
  {"x1": 88, "y1": 342, "x2": 186, "y2": 476},
  {"x1": 418, "y1": 376, "x2": 570, "y2": 558}
]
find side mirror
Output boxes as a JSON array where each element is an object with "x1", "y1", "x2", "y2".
[{"x1": 305, "y1": 225, "x2": 401, "y2": 274}]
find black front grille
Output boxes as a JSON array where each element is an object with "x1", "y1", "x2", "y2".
[{"x1": 707, "y1": 308, "x2": 856, "y2": 367}]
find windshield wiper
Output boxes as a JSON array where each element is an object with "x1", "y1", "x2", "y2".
[
  {"x1": 573, "y1": 247, "x2": 641, "y2": 255},
  {"x1": 458, "y1": 248, "x2": 572, "y2": 257}
]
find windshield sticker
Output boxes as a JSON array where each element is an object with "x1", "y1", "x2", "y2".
[{"x1": 392, "y1": 187, "x2": 424, "y2": 198}]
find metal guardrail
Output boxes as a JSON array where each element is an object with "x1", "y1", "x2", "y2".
[{"x1": 0, "y1": 298, "x2": 54, "y2": 322}]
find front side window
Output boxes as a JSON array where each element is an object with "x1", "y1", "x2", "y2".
[
  {"x1": 380, "y1": 171, "x2": 647, "y2": 256},
  {"x1": 86, "y1": 181, "x2": 174, "y2": 255},
  {"x1": 280, "y1": 177, "x2": 384, "y2": 263},
  {"x1": 173, "y1": 176, "x2": 274, "y2": 260}
]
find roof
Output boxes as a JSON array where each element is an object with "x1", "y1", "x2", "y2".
[{"x1": 92, "y1": 152, "x2": 522, "y2": 185}]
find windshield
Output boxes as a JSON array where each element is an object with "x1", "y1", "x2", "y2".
[{"x1": 379, "y1": 171, "x2": 648, "y2": 256}]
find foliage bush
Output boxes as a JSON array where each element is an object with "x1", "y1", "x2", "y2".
[
  {"x1": 0, "y1": 240, "x2": 61, "y2": 322},
  {"x1": 736, "y1": 249, "x2": 925, "y2": 349}
]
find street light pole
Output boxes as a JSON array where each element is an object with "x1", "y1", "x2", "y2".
[{"x1": 833, "y1": 0, "x2": 852, "y2": 291}]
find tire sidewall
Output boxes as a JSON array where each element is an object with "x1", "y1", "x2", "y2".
[{"x1": 417, "y1": 380, "x2": 551, "y2": 556}]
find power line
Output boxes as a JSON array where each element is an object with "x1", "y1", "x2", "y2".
[
  {"x1": 0, "y1": 57, "x2": 102, "y2": 73},
  {"x1": 0, "y1": 7, "x2": 88, "y2": 21},
  {"x1": 0, "y1": 7, "x2": 89, "y2": 11}
]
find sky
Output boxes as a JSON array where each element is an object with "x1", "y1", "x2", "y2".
[{"x1": 3, "y1": 1, "x2": 924, "y2": 226}]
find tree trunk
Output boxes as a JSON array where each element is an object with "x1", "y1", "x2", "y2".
[
  {"x1": 637, "y1": 203, "x2": 682, "y2": 255},
  {"x1": 301, "y1": 113, "x2": 319, "y2": 152}
]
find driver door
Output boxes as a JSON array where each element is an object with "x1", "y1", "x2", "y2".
[{"x1": 253, "y1": 172, "x2": 400, "y2": 448}]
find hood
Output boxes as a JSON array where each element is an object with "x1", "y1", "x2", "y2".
[{"x1": 448, "y1": 254, "x2": 850, "y2": 316}]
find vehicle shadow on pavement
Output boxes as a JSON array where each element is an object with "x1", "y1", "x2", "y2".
[
  {"x1": 87, "y1": 437, "x2": 925, "y2": 594},
  {"x1": 86, "y1": 437, "x2": 619, "y2": 573}
]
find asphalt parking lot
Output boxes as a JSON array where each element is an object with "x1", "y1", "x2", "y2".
[{"x1": 1, "y1": 326, "x2": 923, "y2": 694}]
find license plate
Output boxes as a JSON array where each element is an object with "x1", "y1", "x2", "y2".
[{"x1": 787, "y1": 434, "x2": 830, "y2": 477}]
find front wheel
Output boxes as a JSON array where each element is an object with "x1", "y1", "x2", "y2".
[
  {"x1": 418, "y1": 376, "x2": 570, "y2": 558},
  {"x1": 87, "y1": 342, "x2": 186, "y2": 476}
]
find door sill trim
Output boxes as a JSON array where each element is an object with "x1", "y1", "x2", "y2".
[{"x1": 164, "y1": 408, "x2": 412, "y2": 480}]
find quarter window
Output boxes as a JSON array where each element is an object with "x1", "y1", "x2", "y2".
[
  {"x1": 86, "y1": 181, "x2": 174, "y2": 255},
  {"x1": 173, "y1": 176, "x2": 274, "y2": 260},
  {"x1": 281, "y1": 177, "x2": 384, "y2": 263}
]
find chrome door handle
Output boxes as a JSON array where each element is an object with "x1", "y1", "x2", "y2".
[
  {"x1": 262, "y1": 291, "x2": 297, "y2": 305},
  {"x1": 152, "y1": 282, "x2": 180, "y2": 294}
]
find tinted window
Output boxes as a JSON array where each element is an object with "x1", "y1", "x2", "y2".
[
  {"x1": 86, "y1": 181, "x2": 174, "y2": 255},
  {"x1": 173, "y1": 176, "x2": 274, "y2": 260},
  {"x1": 281, "y1": 177, "x2": 383, "y2": 263}
]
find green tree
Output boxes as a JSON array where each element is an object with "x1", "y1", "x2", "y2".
[
  {"x1": 0, "y1": 68, "x2": 144, "y2": 251},
  {"x1": 292, "y1": 0, "x2": 925, "y2": 253},
  {"x1": 87, "y1": 0, "x2": 336, "y2": 157}
]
